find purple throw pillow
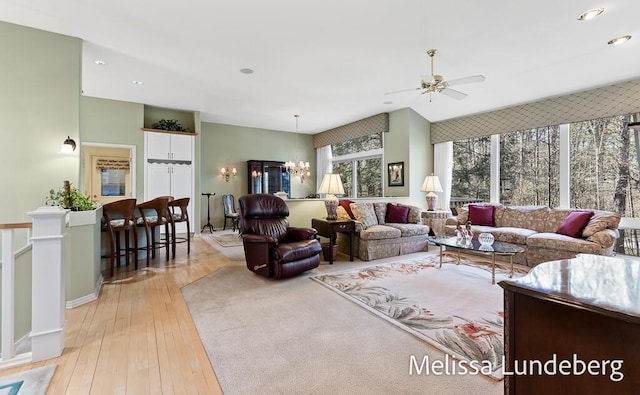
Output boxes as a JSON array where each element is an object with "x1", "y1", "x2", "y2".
[
  {"x1": 385, "y1": 203, "x2": 409, "y2": 224},
  {"x1": 556, "y1": 211, "x2": 594, "y2": 237},
  {"x1": 468, "y1": 205, "x2": 495, "y2": 226}
]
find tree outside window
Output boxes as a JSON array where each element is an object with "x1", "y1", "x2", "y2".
[{"x1": 331, "y1": 132, "x2": 383, "y2": 198}]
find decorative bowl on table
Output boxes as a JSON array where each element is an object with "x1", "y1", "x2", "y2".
[
  {"x1": 479, "y1": 244, "x2": 495, "y2": 252},
  {"x1": 478, "y1": 232, "x2": 495, "y2": 246}
]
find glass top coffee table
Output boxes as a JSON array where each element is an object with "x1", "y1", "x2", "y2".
[{"x1": 427, "y1": 236, "x2": 525, "y2": 284}]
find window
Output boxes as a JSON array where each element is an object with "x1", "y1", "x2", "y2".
[
  {"x1": 449, "y1": 113, "x2": 640, "y2": 256},
  {"x1": 500, "y1": 126, "x2": 560, "y2": 206},
  {"x1": 330, "y1": 132, "x2": 383, "y2": 198},
  {"x1": 101, "y1": 169, "x2": 126, "y2": 196},
  {"x1": 451, "y1": 136, "x2": 490, "y2": 202},
  {"x1": 570, "y1": 116, "x2": 638, "y2": 211}
]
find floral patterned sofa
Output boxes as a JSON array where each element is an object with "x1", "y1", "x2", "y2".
[
  {"x1": 444, "y1": 204, "x2": 621, "y2": 267},
  {"x1": 335, "y1": 200, "x2": 430, "y2": 261}
]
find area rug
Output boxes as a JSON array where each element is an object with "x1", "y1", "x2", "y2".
[
  {"x1": 182, "y1": 252, "x2": 504, "y2": 395},
  {"x1": 208, "y1": 232, "x2": 243, "y2": 247},
  {"x1": 311, "y1": 256, "x2": 519, "y2": 380},
  {"x1": 0, "y1": 365, "x2": 56, "y2": 395},
  {"x1": 200, "y1": 232, "x2": 245, "y2": 261}
]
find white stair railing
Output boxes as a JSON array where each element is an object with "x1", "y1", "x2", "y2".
[
  {"x1": 0, "y1": 222, "x2": 32, "y2": 368},
  {"x1": 0, "y1": 206, "x2": 68, "y2": 369}
]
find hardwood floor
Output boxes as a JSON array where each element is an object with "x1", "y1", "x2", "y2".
[{"x1": 0, "y1": 235, "x2": 230, "y2": 394}]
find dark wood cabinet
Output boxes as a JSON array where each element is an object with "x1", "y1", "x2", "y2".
[
  {"x1": 247, "y1": 160, "x2": 290, "y2": 196},
  {"x1": 499, "y1": 255, "x2": 639, "y2": 394}
]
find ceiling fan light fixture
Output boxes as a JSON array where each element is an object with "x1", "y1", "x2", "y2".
[
  {"x1": 608, "y1": 35, "x2": 632, "y2": 45},
  {"x1": 578, "y1": 8, "x2": 604, "y2": 21}
]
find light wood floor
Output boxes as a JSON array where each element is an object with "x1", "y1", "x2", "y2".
[{"x1": 0, "y1": 235, "x2": 230, "y2": 394}]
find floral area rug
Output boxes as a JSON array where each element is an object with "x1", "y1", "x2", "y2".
[
  {"x1": 311, "y1": 255, "x2": 520, "y2": 380},
  {"x1": 205, "y1": 232, "x2": 243, "y2": 247}
]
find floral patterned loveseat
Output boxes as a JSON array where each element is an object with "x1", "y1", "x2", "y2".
[
  {"x1": 335, "y1": 200, "x2": 430, "y2": 261},
  {"x1": 444, "y1": 204, "x2": 621, "y2": 267}
]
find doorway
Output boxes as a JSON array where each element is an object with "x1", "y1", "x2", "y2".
[{"x1": 82, "y1": 143, "x2": 136, "y2": 206}]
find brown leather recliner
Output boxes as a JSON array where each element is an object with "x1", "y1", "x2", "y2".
[{"x1": 238, "y1": 194, "x2": 322, "y2": 279}]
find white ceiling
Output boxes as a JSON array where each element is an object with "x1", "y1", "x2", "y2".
[{"x1": 1, "y1": 0, "x2": 639, "y2": 134}]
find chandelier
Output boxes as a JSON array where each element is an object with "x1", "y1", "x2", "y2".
[
  {"x1": 285, "y1": 159, "x2": 310, "y2": 183},
  {"x1": 286, "y1": 114, "x2": 311, "y2": 183}
]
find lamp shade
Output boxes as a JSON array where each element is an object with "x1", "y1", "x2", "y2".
[
  {"x1": 420, "y1": 175, "x2": 443, "y2": 193},
  {"x1": 318, "y1": 173, "x2": 345, "y2": 195},
  {"x1": 318, "y1": 173, "x2": 344, "y2": 220}
]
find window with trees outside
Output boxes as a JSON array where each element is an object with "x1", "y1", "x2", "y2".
[
  {"x1": 452, "y1": 136, "x2": 490, "y2": 202},
  {"x1": 451, "y1": 114, "x2": 640, "y2": 256},
  {"x1": 331, "y1": 132, "x2": 383, "y2": 198},
  {"x1": 500, "y1": 126, "x2": 560, "y2": 206}
]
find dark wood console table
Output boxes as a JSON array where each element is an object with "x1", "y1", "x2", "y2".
[
  {"x1": 311, "y1": 218, "x2": 355, "y2": 265},
  {"x1": 499, "y1": 254, "x2": 639, "y2": 394}
]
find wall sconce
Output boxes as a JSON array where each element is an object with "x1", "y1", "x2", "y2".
[
  {"x1": 221, "y1": 166, "x2": 237, "y2": 182},
  {"x1": 59, "y1": 136, "x2": 76, "y2": 154}
]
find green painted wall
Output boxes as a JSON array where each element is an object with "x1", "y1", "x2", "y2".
[
  {"x1": 386, "y1": 109, "x2": 412, "y2": 198},
  {"x1": 0, "y1": 21, "x2": 81, "y2": 223},
  {"x1": 408, "y1": 108, "x2": 431, "y2": 208},
  {"x1": 200, "y1": 122, "x2": 316, "y2": 229},
  {"x1": 385, "y1": 108, "x2": 430, "y2": 207},
  {"x1": 80, "y1": 96, "x2": 145, "y2": 198}
]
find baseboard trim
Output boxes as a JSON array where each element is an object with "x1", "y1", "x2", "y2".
[{"x1": 66, "y1": 275, "x2": 104, "y2": 309}]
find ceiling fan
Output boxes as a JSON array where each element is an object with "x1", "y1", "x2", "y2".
[{"x1": 385, "y1": 49, "x2": 485, "y2": 100}]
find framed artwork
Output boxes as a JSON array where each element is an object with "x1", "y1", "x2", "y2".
[{"x1": 387, "y1": 162, "x2": 404, "y2": 187}]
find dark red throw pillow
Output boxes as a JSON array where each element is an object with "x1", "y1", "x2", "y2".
[
  {"x1": 339, "y1": 199, "x2": 355, "y2": 219},
  {"x1": 385, "y1": 203, "x2": 409, "y2": 224},
  {"x1": 556, "y1": 211, "x2": 594, "y2": 237},
  {"x1": 468, "y1": 205, "x2": 495, "y2": 226}
]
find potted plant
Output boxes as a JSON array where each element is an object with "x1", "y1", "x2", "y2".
[
  {"x1": 46, "y1": 181, "x2": 98, "y2": 211},
  {"x1": 152, "y1": 119, "x2": 192, "y2": 132}
]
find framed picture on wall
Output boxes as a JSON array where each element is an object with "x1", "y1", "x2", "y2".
[{"x1": 387, "y1": 162, "x2": 404, "y2": 187}]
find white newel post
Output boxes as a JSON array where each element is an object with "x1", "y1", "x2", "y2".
[{"x1": 27, "y1": 206, "x2": 68, "y2": 362}]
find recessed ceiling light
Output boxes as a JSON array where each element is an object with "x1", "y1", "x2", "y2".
[
  {"x1": 578, "y1": 8, "x2": 604, "y2": 21},
  {"x1": 383, "y1": 101, "x2": 393, "y2": 105},
  {"x1": 240, "y1": 68, "x2": 254, "y2": 74},
  {"x1": 94, "y1": 60, "x2": 107, "y2": 66},
  {"x1": 132, "y1": 80, "x2": 144, "y2": 85},
  {"x1": 608, "y1": 35, "x2": 632, "y2": 45}
]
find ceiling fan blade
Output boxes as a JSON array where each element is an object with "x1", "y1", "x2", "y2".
[
  {"x1": 440, "y1": 88, "x2": 468, "y2": 100},
  {"x1": 384, "y1": 87, "x2": 421, "y2": 95},
  {"x1": 444, "y1": 75, "x2": 485, "y2": 87}
]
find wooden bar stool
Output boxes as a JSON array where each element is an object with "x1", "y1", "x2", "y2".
[
  {"x1": 102, "y1": 198, "x2": 139, "y2": 277},
  {"x1": 137, "y1": 197, "x2": 172, "y2": 261},
  {"x1": 169, "y1": 197, "x2": 191, "y2": 257}
]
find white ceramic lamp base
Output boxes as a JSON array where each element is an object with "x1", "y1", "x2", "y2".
[
  {"x1": 324, "y1": 195, "x2": 339, "y2": 220},
  {"x1": 425, "y1": 192, "x2": 438, "y2": 211}
]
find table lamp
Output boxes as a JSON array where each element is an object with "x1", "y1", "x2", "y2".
[
  {"x1": 421, "y1": 174, "x2": 443, "y2": 211},
  {"x1": 318, "y1": 173, "x2": 345, "y2": 220}
]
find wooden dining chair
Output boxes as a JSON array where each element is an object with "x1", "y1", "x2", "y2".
[
  {"x1": 169, "y1": 197, "x2": 191, "y2": 257},
  {"x1": 102, "y1": 198, "x2": 139, "y2": 277},
  {"x1": 137, "y1": 196, "x2": 172, "y2": 261}
]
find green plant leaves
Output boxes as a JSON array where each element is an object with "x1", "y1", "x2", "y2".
[
  {"x1": 46, "y1": 184, "x2": 98, "y2": 211},
  {"x1": 151, "y1": 119, "x2": 191, "y2": 132}
]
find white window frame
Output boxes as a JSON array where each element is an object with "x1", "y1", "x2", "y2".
[{"x1": 332, "y1": 148, "x2": 384, "y2": 198}]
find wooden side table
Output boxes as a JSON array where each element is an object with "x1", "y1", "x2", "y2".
[
  {"x1": 421, "y1": 210, "x2": 451, "y2": 236},
  {"x1": 311, "y1": 218, "x2": 355, "y2": 264}
]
